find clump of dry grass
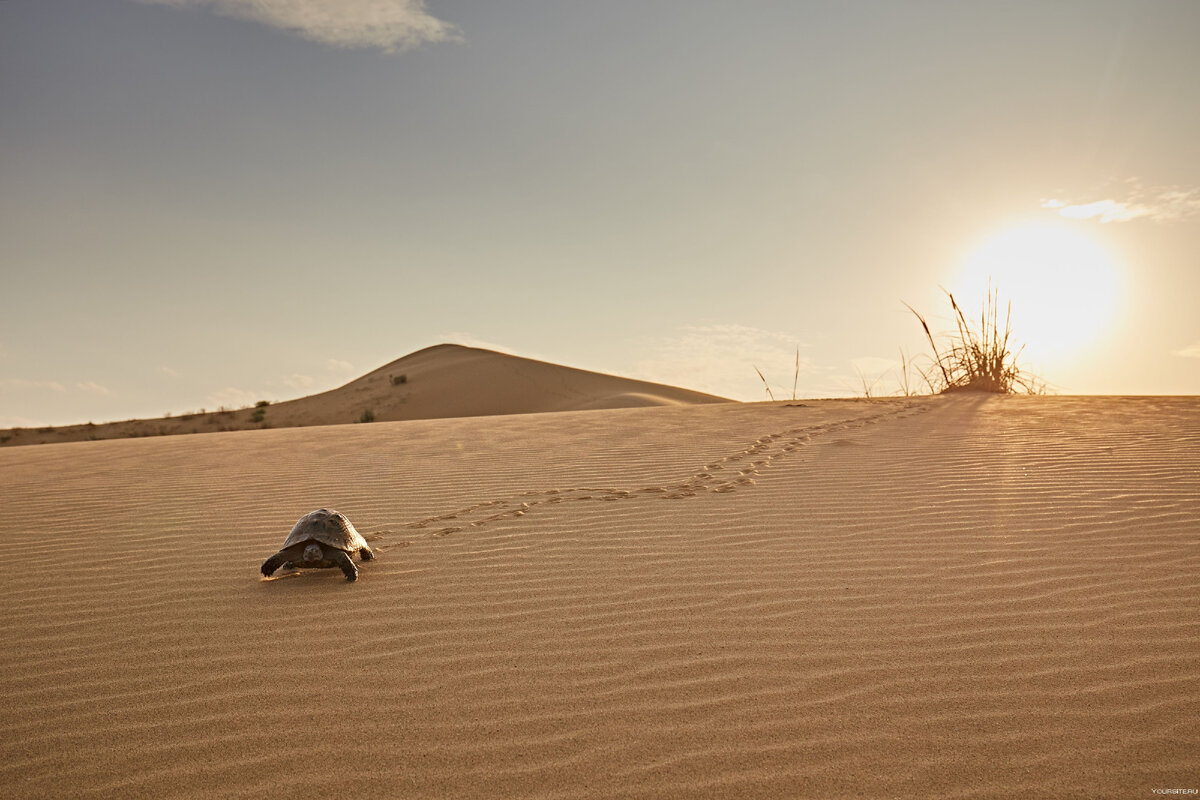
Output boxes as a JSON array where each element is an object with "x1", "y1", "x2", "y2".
[{"x1": 904, "y1": 285, "x2": 1043, "y2": 394}]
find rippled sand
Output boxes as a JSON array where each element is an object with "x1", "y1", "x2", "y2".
[{"x1": 2, "y1": 395, "x2": 1197, "y2": 798}]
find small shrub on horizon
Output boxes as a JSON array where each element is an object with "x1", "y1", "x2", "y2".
[
  {"x1": 255, "y1": 400, "x2": 270, "y2": 408},
  {"x1": 359, "y1": 410, "x2": 376, "y2": 423},
  {"x1": 904, "y1": 285, "x2": 1043, "y2": 395}
]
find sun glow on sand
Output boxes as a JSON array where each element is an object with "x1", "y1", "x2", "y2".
[{"x1": 956, "y1": 223, "x2": 1125, "y2": 364}]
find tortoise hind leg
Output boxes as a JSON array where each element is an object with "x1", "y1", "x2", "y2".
[{"x1": 330, "y1": 550, "x2": 359, "y2": 582}]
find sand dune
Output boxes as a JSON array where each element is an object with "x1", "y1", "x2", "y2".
[
  {"x1": 1, "y1": 395, "x2": 1197, "y2": 798},
  {"x1": 0, "y1": 344, "x2": 729, "y2": 446}
]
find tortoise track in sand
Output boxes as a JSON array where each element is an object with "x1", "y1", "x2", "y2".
[{"x1": 371, "y1": 401, "x2": 929, "y2": 547}]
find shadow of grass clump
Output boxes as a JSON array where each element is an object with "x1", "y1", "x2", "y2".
[{"x1": 904, "y1": 286, "x2": 1043, "y2": 395}]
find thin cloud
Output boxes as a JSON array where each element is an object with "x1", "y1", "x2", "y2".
[
  {"x1": 1041, "y1": 183, "x2": 1200, "y2": 224},
  {"x1": 1041, "y1": 199, "x2": 1152, "y2": 223},
  {"x1": 159, "y1": 365, "x2": 181, "y2": 378},
  {"x1": 206, "y1": 386, "x2": 262, "y2": 409},
  {"x1": 1173, "y1": 342, "x2": 1200, "y2": 359},
  {"x1": 850, "y1": 356, "x2": 900, "y2": 376},
  {"x1": 436, "y1": 333, "x2": 520, "y2": 356},
  {"x1": 1, "y1": 378, "x2": 67, "y2": 392},
  {"x1": 281, "y1": 373, "x2": 315, "y2": 390},
  {"x1": 325, "y1": 358, "x2": 355, "y2": 373},
  {"x1": 76, "y1": 381, "x2": 112, "y2": 395},
  {"x1": 633, "y1": 324, "x2": 816, "y2": 401},
  {"x1": 136, "y1": 0, "x2": 463, "y2": 52}
]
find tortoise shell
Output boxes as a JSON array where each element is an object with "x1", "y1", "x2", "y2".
[{"x1": 281, "y1": 508, "x2": 369, "y2": 554}]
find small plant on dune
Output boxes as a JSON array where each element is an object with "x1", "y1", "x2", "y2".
[
  {"x1": 389, "y1": 374, "x2": 408, "y2": 386},
  {"x1": 753, "y1": 347, "x2": 801, "y2": 402},
  {"x1": 250, "y1": 407, "x2": 266, "y2": 424},
  {"x1": 855, "y1": 367, "x2": 883, "y2": 399},
  {"x1": 896, "y1": 347, "x2": 917, "y2": 397},
  {"x1": 358, "y1": 410, "x2": 376, "y2": 423},
  {"x1": 255, "y1": 400, "x2": 270, "y2": 408},
  {"x1": 904, "y1": 285, "x2": 1042, "y2": 394}
]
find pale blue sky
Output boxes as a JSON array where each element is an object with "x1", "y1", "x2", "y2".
[{"x1": 3, "y1": 0, "x2": 1199, "y2": 426}]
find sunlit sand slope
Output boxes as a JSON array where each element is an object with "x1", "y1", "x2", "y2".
[
  {"x1": 0, "y1": 344, "x2": 729, "y2": 446},
  {"x1": 1, "y1": 396, "x2": 1196, "y2": 798}
]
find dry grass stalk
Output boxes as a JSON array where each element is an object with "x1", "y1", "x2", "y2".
[
  {"x1": 753, "y1": 365, "x2": 776, "y2": 402},
  {"x1": 792, "y1": 348, "x2": 799, "y2": 401}
]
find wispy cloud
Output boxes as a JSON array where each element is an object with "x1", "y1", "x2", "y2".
[
  {"x1": 281, "y1": 373, "x2": 315, "y2": 391},
  {"x1": 850, "y1": 356, "x2": 901, "y2": 377},
  {"x1": 325, "y1": 358, "x2": 355, "y2": 373},
  {"x1": 1041, "y1": 183, "x2": 1200, "y2": 224},
  {"x1": 159, "y1": 365, "x2": 181, "y2": 378},
  {"x1": 76, "y1": 381, "x2": 112, "y2": 395},
  {"x1": 1, "y1": 378, "x2": 67, "y2": 392},
  {"x1": 632, "y1": 324, "x2": 818, "y2": 401},
  {"x1": 206, "y1": 386, "x2": 262, "y2": 409},
  {"x1": 436, "y1": 333, "x2": 520, "y2": 356},
  {"x1": 1, "y1": 378, "x2": 110, "y2": 396},
  {"x1": 1173, "y1": 342, "x2": 1200, "y2": 359},
  {"x1": 136, "y1": 0, "x2": 462, "y2": 52}
]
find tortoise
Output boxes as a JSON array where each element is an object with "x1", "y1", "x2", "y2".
[{"x1": 261, "y1": 508, "x2": 375, "y2": 582}]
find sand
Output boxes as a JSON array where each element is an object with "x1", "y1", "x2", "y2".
[
  {"x1": 0, "y1": 345, "x2": 729, "y2": 447},
  {"x1": 1, "y1": 394, "x2": 1197, "y2": 798}
]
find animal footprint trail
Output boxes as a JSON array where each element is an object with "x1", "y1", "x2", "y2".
[{"x1": 376, "y1": 402, "x2": 927, "y2": 546}]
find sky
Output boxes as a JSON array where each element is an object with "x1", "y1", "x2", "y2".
[{"x1": 2, "y1": 0, "x2": 1199, "y2": 427}]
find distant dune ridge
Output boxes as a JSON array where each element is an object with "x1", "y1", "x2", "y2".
[
  {"x1": 0, "y1": 344, "x2": 730, "y2": 446},
  {"x1": 296, "y1": 344, "x2": 732, "y2": 421}
]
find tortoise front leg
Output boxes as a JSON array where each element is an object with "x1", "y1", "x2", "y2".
[
  {"x1": 330, "y1": 550, "x2": 359, "y2": 582},
  {"x1": 261, "y1": 550, "x2": 290, "y2": 577},
  {"x1": 358, "y1": 544, "x2": 375, "y2": 561}
]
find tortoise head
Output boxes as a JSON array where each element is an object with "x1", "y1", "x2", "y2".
[{"x1": 301, "y1": 543, "x2": 324, "y2": 564}]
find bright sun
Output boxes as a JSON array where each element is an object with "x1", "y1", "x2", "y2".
[{"x1": 956, "y1": 223, "x2": 1125, "y2": 363}]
